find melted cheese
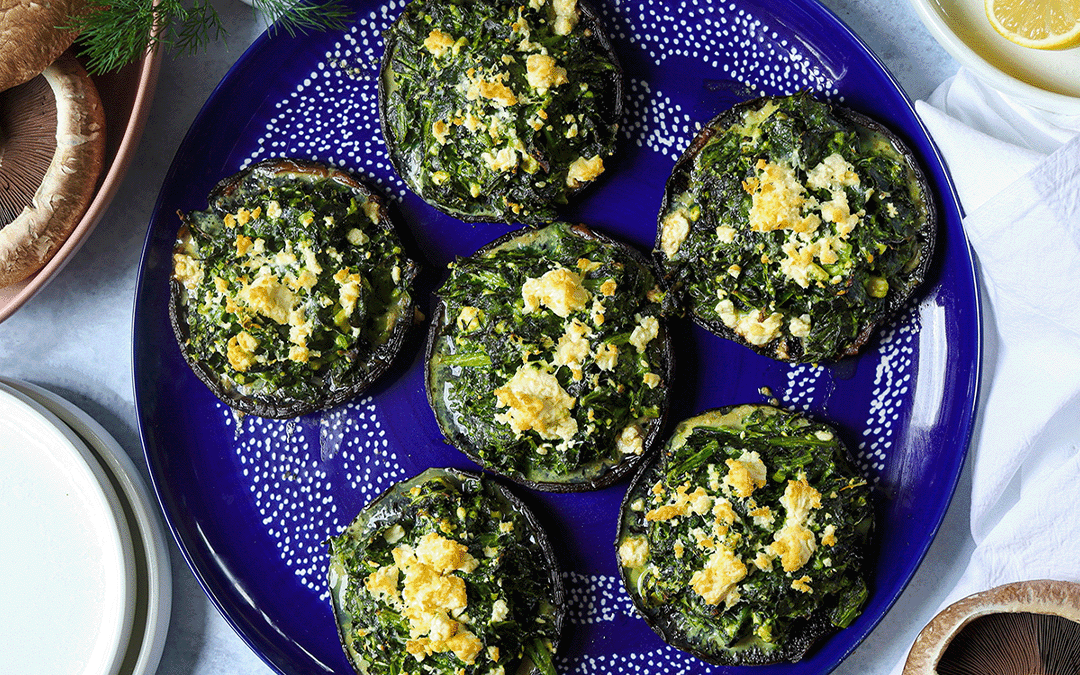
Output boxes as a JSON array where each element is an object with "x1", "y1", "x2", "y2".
[
  {"x1": 629, "y1": 315, "x2": 659, "y2": 352},
  {"x1": 660, "y1": 209, "x2": 690, "y2": 257},
  {"x1": 522, "y1": 267, "x2": 590, "y2": 318},
  {"x1": 723, "y1": 450, "x2": 767, "y2": 498},
  {"x1": 526, "y1": 54, "x2": 568, "y2": 93},
  {"x1": 618, "y1": 535, "x2": 650, "y2": 568},
  {"x1": 565, "y1": 155, "x2": 605, "y2": 188},
  {"x1": 423, "y1": 29, "x2": 456, "y2": 58},
  {"x1": 716, "y1": 299, "x2": 784, "y2": 346},
  {"x1": 494, "y1": 365, "x2": 578, "y2": 442},
  {"x1": 553, "y1": 318, "x2": 592, "y2": 380},
  {"x1": 690, "y1": 546, "x2": 747, "y2": 606}
]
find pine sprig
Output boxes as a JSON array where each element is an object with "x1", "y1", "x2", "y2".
[{"x1": 69, "y1": 0, "x2": 352, "y2": 75}]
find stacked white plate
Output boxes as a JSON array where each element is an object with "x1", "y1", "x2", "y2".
[{"x1": 0, "y1": 378, "x2": 171, "y2": 675}]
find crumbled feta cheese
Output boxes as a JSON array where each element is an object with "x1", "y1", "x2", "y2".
[
  {"x1": 806, "y1": 153, "x2": 860, "y2": 191},
  {"x1": 789, "y1": 313, "x2": 812, "y2": 338},
  {"x1": 660, "y1": 209, "x2": 691, "y2": 257},
  {"x1": 226, "y1": 331, "x2": 259, "y2": 371},
  {"x1": 423, "y1": 29, "x2": 456, "y2": 58},
  {"x1": 744, "y1": 159, "x2": 819, "y2": 233},
  {"x1": 715, "y1": 224, "x2": 736, "y2": 244},
  {"x1": 553, "y1": 0, "x2": 580, "y2": 35},
  {"x1": 494, "y1": 365, "x2": 578, "y2": 442},
  {"x1": 616, "y1": 424, "x2": 644, "y2": 455},
  {"x1": 618, "y1": 536, "x2": 650, "y2": 568},
  {"x1": 690, "y1": 547, "x2": 747, "y2": 605},
  {"x1": 723, "y1": 450, "x2": 767, "y2": 498},
  {"x1": 172, "y1": 253, "x2": 203, "y2": 290},
  {"x1": 522, "y1": 267, "x2": 590, "y2": 318},
  {"x1": 526, "y1": 53, "x2": 568, "y2": 94},
  {"x1": 594, "y1": 342, "x2": 618, "y2": 371},
  {"x1": 629, "y1": 315, "x2": 659, "y2": 352},
  {"x1": 565, "y1": 155, "x2": 605, "y2": 188}
]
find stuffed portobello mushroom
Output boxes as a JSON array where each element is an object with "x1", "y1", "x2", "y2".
[
  {"x1": 655, "y1": 93, "x2": 936, "y2": 362},
  {"x1": 328, "y1": 467, "x2": 564, "y2": 675},
  {"x1": 379, "y1": 0, "x2": 623, "y2": 224},
  {"x1": 170, "y1": 159, "x2": 418, "y2": 418},
  {"x1": 616, "y1": 405, "x2": 874, "y2": 666},
  {"x1": 426, "y1": 222, "x2": 672, "y2": 491}
]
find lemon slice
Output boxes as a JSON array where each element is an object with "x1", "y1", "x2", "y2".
[{"x1": 986, "y1": 0, "x2": 1080, "y2": 50}]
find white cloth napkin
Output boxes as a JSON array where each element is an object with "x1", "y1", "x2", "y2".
[{"x1": 885, "y1": 68, "x2": 1080, "y2": 671}]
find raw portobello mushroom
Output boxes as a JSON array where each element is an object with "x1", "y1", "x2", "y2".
[
  {"x1": 616, "y1": 404, "x2": 874, "y2": 665},
  {"x1": 380, "y1": 0, "x2": 623, "y2": 224},
  {"x1": 170, "y1": 158, "x2": 418, "y2": 418},
  {"x1": 426, "y1": 222, "x2": 673, "y2": 491},
  {"x1": 655, "y1": 93, "x2": 936, "y2": 362},
  {"x1": 328, "y1": 467, "x2": 564, "y2": 675}
]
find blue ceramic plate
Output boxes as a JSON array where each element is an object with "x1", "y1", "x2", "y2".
[{"x1": 133, "y1": 1, "x2": 980, "y2": 673}]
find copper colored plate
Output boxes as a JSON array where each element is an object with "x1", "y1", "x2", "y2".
[{"x1": 0, "y1": 46, "x2": 164, "y2": 323}]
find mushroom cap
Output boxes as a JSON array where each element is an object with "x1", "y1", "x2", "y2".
[
  {"x1": 0, "y1": 50, "x2": 105, "y2": 287},
  {"x1": 903, "y1": 579, "x2": 1080, "y2": 675},
  {"x1": 0, "y1": 0, "x2": 87, "y2": 93}
]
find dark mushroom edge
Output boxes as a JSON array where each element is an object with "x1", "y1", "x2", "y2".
[
  {"x1": 616, "y1": 404, "x2": 874, "y2": 665},
  {"x1": 169, "y1": 158, "x2": 419, "y2": 418},
  {"x1": 379, "y1": 0, "x2": 623, "y2": 225},
  {"x1": 426, "y1": 221, "x2": 673, "y2": 492},
  {"x1": 654, "y1": 92, "x2": 936, "y2": 362},
  {"x1": 328, "y1": 467, "x2": 564, "y2": 675}
]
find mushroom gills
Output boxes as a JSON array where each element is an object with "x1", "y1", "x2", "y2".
[
  {"x1": 0, "y1": 75, "x2": 55, "y2": 225},
  {"x1": 937, "y1": 612, "x2": 1080, "y2": 675}
]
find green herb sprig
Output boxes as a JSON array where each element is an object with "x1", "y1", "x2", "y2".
[{"x1": 70, "y1": 0, "x2": 353, "y2": 75}]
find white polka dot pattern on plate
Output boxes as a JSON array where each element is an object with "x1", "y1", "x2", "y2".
[
  {"x1": 857, "y1": 305, "x2": 921, "y2": 477},
  {"x1": 225, "y1": 396, "x2": 405, "y2": 598},
  {"x1": 212, "y1": 0, "x2": 916, "y2": 668}
]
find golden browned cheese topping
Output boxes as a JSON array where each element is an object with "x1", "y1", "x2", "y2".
[{"x1": 365, "y1": 532, "x2": 483, "y2": 665}]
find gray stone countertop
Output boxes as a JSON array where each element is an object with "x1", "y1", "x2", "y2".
[{"x1": 0, "y1": 1, "x2": 964, "y2": 674}]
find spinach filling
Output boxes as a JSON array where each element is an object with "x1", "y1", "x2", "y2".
[
  {"x1": 380, "y1": 0, "x2": 622, "y2": 223},
  {"x1": 171, "y1": 160, "x2": 416, "y2": 416},
  {"x1": 328, "y1": 468, "x2": 562, "y2": 675},
  {"x1": 656, "y1": 93, "x2": 933, "y2": 362},
  {"x1": 427, "y1": 222, "x2": 670, "y2": 490},
  {"x1": 617, "y1": 405, "x2": 873, "y2": 665}
]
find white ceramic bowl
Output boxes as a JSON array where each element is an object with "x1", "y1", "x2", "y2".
[{"x1": 909, "y1": 0, "x2": 1080, "y2": 114}]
